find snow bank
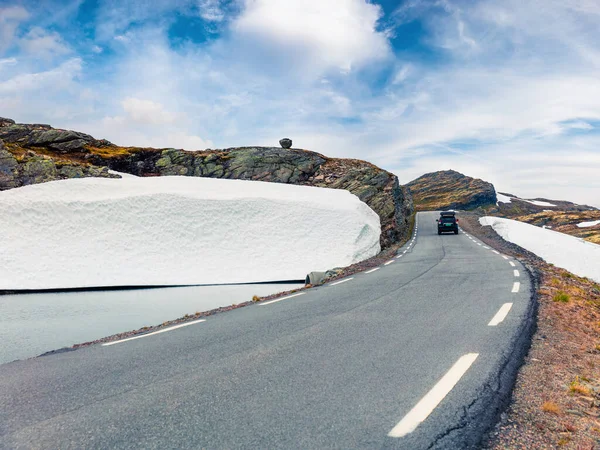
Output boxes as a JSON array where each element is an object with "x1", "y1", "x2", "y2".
[
  {"x1": 0, "y1": 177, "x2": 381, "y2": 290},
  {"x1": 577, "y1": 219, "x2": 600, "y2": 228},
  {"x1": 480, "y1": 216, "x2": 600, "y2": 283}
]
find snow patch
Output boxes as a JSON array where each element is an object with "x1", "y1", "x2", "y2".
[
  {"x1": 0, "y1": 177, "x2": 381, "y2": 290},
  {"x1": 496, "y1": 193, "x2": 512, "y2": 204},
  {"x1": 522, "y1": 199, "x2": 557, "y2": 207},
  {"x1": 480, "y1": 216, "x2": 600, "y2": 283},
  {"x1": 577, "y1": 219, "x2": 600, "y2": 228}
]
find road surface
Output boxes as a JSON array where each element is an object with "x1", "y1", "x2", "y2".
[{"x1": 0, "y1": 211, "x2": 533, "y2": 449}]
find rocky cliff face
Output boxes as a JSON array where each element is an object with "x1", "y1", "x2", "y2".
[
  {"x1": 0, "y1": 118, "x2": 414, "y2": 248},
  {"x1": 406, "y1": 169, "x2": 497, "y2": 211}
]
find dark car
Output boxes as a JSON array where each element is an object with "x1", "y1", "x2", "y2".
[{"x1": 437, "y1": 211, "x2": 459, "y2": 234}]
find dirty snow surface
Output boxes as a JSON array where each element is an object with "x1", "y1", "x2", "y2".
[
  {"x1": 0, "y1": 177, "x2": 381, "y2": 290},
  {"x1": 480, "y1": 216, "x2": 600, "y2": 283}
]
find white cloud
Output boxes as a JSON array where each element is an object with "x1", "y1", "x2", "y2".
[
  {"x1": 198, "y1": 0, "x2": 225, "y2": 22},
  {"x1": 121, "y1": 97, "x2": 178, "y2": 125},
  {"x1": 0, "y1": 5, "x2": 29, "y2": 53},
  {"x1": 0, "y1": 57, "x2": 17, "y2": 66},
  {"x1": 18, "y1": 27, "x2": 70, "y2": 58},
  {"x1": 233, "y1": 0, "x2": 390, "y2": 73},
  {"x1": 0, "y1": 58, "x2": 81, "y2": 94}
]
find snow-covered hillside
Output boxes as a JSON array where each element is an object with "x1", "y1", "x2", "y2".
[
  {"x1": 480, "y1": 216, "x2": 600, "y2": 283},
  {"x1": 0, "y1": 177, "x2": 381, "y2": 290}
]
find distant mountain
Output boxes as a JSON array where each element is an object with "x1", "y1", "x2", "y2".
[
  {"x1": 406, "y1": 169, "x2": 599, "y2": 245},
  {"x1": 406, "y1": 169, "x2": 497, "y2": 211}
]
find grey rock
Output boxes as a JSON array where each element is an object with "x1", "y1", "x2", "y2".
[
  {"x1": 0, "y1": 117, "x2": 16, "y2": 127},
  {"x1": 279, "y1": 138, "x2": 292, "y2": 149},
  {"x1": 0, "y1": 141, "x2": 20, "y2": 190}
]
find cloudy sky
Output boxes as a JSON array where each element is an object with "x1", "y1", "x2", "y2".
[{"x1": 1, "y1": 0, "x2": 599, "y2": 206}]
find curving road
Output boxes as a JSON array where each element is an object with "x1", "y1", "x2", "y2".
[{"x1": 0, "y1": 212, "x2": 533, "y2": 449}]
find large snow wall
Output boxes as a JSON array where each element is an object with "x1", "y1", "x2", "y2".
[{"x1": 0, "y1": 176, "x2": 381, "y2": 290}]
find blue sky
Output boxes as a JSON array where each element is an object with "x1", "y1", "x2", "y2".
[{"x1": 1, "y1": 0, "x2": 599, "y2": 206}]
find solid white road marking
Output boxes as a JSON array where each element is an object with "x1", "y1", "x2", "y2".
[
  {"x1": 488, "y1": 303, "x2": 513, "y2": 326},
  {"x1": 512, "y1": 282, "x2": 521, "y2": 293},
  {"x1": 388, "y1": 353, "x2": 479, "y2": 438},
  {"x1": 384, "y1": 260, "x2": 395, "y2": 266},
  {"x1": 513, "y1": 270, "x2": 520, "y2": 277},
  {"x1": 260, "y1": 292, "x2": 305, "y2": 306},
  {"x1": 330, "y1": 277, "x2": 354, "y2": 286},
  {"x1": 509, "y1": 261, "x2": 516, "y2": 267},
  {"x1": 102, "y1": 319, "x2": 206, "y2": 346},
  {"x1": 365, "y1": 267, "x2": 380, "y2": 274}
]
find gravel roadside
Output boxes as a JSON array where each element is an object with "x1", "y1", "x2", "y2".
[{"x1": 459, "y1": 212, "x2": 600, "y2": 450}]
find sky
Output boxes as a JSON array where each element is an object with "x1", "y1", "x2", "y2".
[{"x1": 0, "y1": 0, "x2": 599, "y2": 207}]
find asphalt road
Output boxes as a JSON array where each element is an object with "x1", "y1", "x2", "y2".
[{"x1": 0, "y1": 211, "x2": 533, "y2": 449}]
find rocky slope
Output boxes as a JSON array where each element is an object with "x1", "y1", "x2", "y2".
[
  {"x1": 406, "y1": 169, "x2": 497, "y2": 211},
  {"x1": 0, "y1": 117, "x2": 413, "y2": 248},
  {"x1": 496, "y1": 192, "x2": 595, "y2": 216}
]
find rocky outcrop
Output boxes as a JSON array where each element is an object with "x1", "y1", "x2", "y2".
[
  {"x1": 0, "y1": 140, "x2": 117, "y2": 190},
  {"x1": 406, "y1": 170, "x2": 497, "y2": 211},
  {"x1": 0, "y1": 118, "x2": 414, "y2": 248},
  {"x1": 0, "y1": 117, "x2": 112, "y2": 154}
]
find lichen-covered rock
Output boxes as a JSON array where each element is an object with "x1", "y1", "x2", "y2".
[
  {"x1": 0, "y1": 120, "x2": 109, "y2": 154},
  {"x1": 0, "y1": 140, "x2": 20, "y2": 190},
  {"x1": 0, "y1": 139, "x2": 117, "y2": 191},
  {"x1": 406, "y1": 170, "x2": 496, "y2": 211},
  {"x1": 279, "y1": 138, "x2": 292, "y2": 149}
]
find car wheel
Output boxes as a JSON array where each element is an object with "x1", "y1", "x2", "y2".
[
  {"x1": 438, "y1": 230, "x2": 442, "y2": 235},
  {"x1": 454, "y1": 230, "x2": 458, "y2": 234}
]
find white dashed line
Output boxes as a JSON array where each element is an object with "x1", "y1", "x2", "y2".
[
  {"x1": 483, "y1": 246, "x2": 490, "y2": 250},
  {"x1": 330, "y1": 278, "x2": 354, "y2": 286},
  {"x1": 384, "y1": 260, "x2": 395, "y2": 266},
  {"x1": 396, "y1": 255, "x2": 403, "y2": 259},
  {"x1": 509, "y1": 261, "x2": 516, "y2": 267},
  {"x1": 260, "y1": 292, "x2": 305, "y2": 306},
  {"x1": 488, "y1": 303, "x2": 513, "y2": 326},
  {"x1": 492, "y1": 250, "x2": 500, "y2": 255},
  {"x1": 513, "y1": 270, "x2": 520, "y2": 277},
  {"x1": 102, "y1": 319, "x2": 206, "y2": 346},
  {"x1": 403, "y1": 250, "x2": 408, "y2": 254},
  {"x1": 502, "y1": 255, "x2": 509, "y2": 260},
  {"x1": 388, "y1": 353, "x2": 479, "y2": 438},
  {"x1": 477, "y1": 243, "x2": 482, "y2": 246},
  {"x1": 512, "y1": 282, "x2": 521, "y2": 293},
  {"x1": 365, "y1": 267, "x2": 380, "y2": 274}
]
